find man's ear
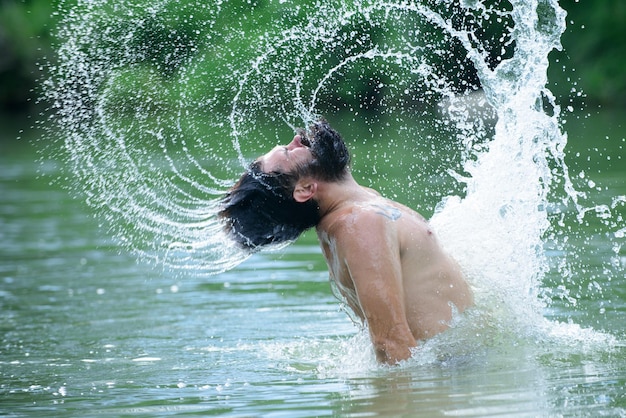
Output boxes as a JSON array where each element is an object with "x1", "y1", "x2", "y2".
[{"x1": 293, "y1": 180, "x2": 318, "y2": 203}]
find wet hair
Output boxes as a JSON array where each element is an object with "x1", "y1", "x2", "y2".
[
  {"x1": 218, "y1": 119, "x2": 349, "y2": 250},
  {"x1": 218, "y1": 161, "x2": 321, "y2": 250}
]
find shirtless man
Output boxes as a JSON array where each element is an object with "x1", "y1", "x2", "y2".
[{"x1": 219, "y1": 119, "x2": 473, "y2": 364}]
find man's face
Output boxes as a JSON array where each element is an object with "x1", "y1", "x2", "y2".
[
  {"x1": 258, "y1": 121, "x2": 350, "y2": 181},
  {"x1": 258, "y1": 134, "x2": 313, "y2": 174}
]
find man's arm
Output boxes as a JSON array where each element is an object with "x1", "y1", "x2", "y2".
[{"x1": 334, "y1": 211, "x2": 417, "y2": 364}]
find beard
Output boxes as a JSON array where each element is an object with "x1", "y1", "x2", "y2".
[{"x1": 299, "y1": 120, "x2": 350, "y2": 182}]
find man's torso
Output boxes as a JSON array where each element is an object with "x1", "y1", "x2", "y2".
[{"x1": 317, "y1": 192, "x2": 473, "y2": 341}]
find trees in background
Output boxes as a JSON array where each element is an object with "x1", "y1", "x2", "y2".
[{"x1": 0, "y1": 0, "x2": 623, "y2": 115}]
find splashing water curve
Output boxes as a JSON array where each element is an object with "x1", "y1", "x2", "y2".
[{"x1": 44, "y1": 0, "x2": 622, "y2": 346}]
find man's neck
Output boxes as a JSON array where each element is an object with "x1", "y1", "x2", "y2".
[{"x1": 315, "y1": 173, "x2": 369, "y2": 220}]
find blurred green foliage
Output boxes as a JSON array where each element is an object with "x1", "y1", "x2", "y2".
[
  {"x1": 0, "y1": 0, "x2": 67, "y2": 112},
  {"x1": 0, "y1": 0, "x2": 624, "y2": 116},
  {"x1": 551, "y1": 0, "x2": 626, "y2": 107}
]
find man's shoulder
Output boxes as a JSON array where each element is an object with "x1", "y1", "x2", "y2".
[{"x1": 321, "y1": 203, "x2": 393, "y2": 239}]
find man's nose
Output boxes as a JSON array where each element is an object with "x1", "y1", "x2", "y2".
[{"x1": 286, "y1": 135, "x2": 303, "y2": 150}]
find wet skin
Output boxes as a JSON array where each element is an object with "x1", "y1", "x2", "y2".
[{"x1": 259, "y1": 135, "x2": 473, "y2": 364}]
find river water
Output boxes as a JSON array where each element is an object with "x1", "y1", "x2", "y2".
[
  {"x1": 1, "y1": 109, "x2": 624, "y2": 417},
  {"x1": 2, "y1": 0, "x2": 626, "y2": 416}
]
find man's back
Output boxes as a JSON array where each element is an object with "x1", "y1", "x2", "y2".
[{"x1": 316, "y1": 185, "x2": 473, "y2": 362}]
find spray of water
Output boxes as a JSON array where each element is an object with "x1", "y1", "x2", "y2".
[{"x1": 43, "y1": 0, "x2": 621, "y2": 360}]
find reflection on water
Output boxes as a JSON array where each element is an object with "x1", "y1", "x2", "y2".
[{"x1": 1, "y1": 115, "x2": 625, "y2": 416}]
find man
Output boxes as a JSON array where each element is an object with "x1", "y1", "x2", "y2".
[{"x1": 219, "y1": 119, "x2": 473, "y2": 364}]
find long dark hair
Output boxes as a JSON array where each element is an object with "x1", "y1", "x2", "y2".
[{"x1": 218, "y1": 161, "x2": 320, "y2": 250}]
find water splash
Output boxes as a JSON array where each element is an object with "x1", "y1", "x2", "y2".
[
  {"x1": 45, "y1": 0, "x2": 253, "y2": 274},
  {"x1": 429, "y1": 0, "x2": 568, "y2": 331},
  {"x1": 44, "y1": 0, "x2": 621, "y2": 348}
]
